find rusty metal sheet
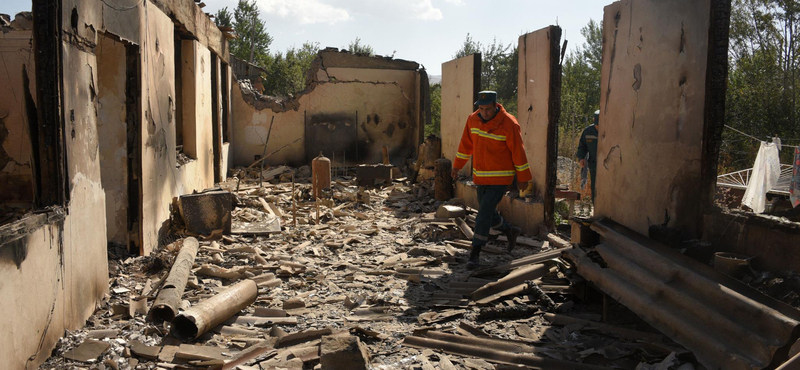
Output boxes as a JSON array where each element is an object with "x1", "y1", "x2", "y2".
[{"x1": 565, "y1": 218, "x2": 800, "y2": 370}]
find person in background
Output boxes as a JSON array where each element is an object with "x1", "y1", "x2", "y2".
[
  {"x1": 577, "y1": 110, "x2": 600, "y2": 203},
  {"x1": 451, "y1": 91, "x2": 532, "y2": 269}
]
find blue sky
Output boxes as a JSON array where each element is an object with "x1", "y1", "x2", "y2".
[{"x1": 1, "y1": 0, "x2": 605, "y2": 75}]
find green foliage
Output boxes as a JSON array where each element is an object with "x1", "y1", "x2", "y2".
[
  {"x1": 217, "y1": 0, "x2": 273, "y2": 67},
  {"x1": 559, "y1": 19, "x2": 602, "y2": 159},
  {"x1": 263, "y1": 42, "x2": 320, "y2": 97},
  {"x1": 452, "y1": 34, "x2": 519, "y2": 117},
  {"x1": 215, "y1": 7, "x2": 233, "y2": 28},
  {"x1": 426, "y1": 83, "x2": 442, "y2": 137},
  {"x1": 454, "y1": 33, "x2": 482, "y2": 59},
  {"x1": 348, "y1": 37, "x2": 374, "y2": 56},
  {"x1": 723, "y1": 0, "x2": 800, "y2": 171}
]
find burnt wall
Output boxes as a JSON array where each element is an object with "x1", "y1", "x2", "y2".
[
  {"x1": 230, "y1": 51, "x2": 423, "y2": 168},
  {"x1": 518, "y1": 25, "x2": 562, "y2": 229},
  {"x1": 704, "y1": 211, "x2": 800, "y2": 272},
  {"x1": 0, "y1": 30, "x2": 36, "y2": 208},
  {"x1": 595, "y1": 0, "x2": 728, "y2": 237}
]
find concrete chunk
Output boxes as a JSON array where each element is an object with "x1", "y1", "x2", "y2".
[
  {"x1": 320, "y1": 335, "x2": 370, "y2": 370},
  {"x1": 435, "y1": 205, "x2": 465, "y2": 219},
  {"x1": 63, "y1": 339, "x2": 110, "y2": 363}
]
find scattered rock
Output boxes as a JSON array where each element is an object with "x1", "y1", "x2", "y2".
[{"x1": 320, "y1": 335, "x2": 370, "y2": 370}]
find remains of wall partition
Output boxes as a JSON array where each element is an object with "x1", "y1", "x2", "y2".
[
  {"x1": 0, "y1": 25, "x2": 36, "y2": 216},
  {"x1": 0, "y1": 0, "x2": 233, "y2": 366},
  {"x1": 230, "y1": 50, "x2": 429, "y2": 168},
  {"x1": 517, "y1": 26, "x2": 562, "y2": 229},
  {"x1": 595, "y1": 0, "x2": 730, "y2": 238},
  {"x1": 440, "y1": 54, "x2": 480, "y2": 177},
  {"x1": 0, "y1": 3, "x2": 109, "y2": 368},
  {"x1": 444, "y1": 26, "x2": 562, "y2": 233}
]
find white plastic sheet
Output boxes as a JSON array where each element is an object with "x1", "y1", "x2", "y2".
[{"x1": 742, "y1": 142, "x2": 781, "y2": 213}]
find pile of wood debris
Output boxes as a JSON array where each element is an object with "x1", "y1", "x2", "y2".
[{"x1": 39, "y1": 167, "x2": 697, "y2": 370}]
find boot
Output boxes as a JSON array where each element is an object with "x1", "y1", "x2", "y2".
[
  {"x1": 466, "y1": 246, "x2": 481, "y2": 270},
  {"x1": 504, "y1": 226, "x2": 521, "y2": 252}
]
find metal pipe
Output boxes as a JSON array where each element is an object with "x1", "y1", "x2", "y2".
[
  {"x1": 148, "y1": 237, "x2": 200, "y2": 322},
  {"x1": 171, "y1": 279, "x2": 258, "y2": 340}
]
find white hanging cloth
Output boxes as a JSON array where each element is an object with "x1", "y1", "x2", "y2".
[{"x1": 742, "y1": 142, "x2": 781, "y2": 213}]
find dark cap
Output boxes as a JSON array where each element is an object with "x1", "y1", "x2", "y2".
[{"x1": 475, "y1": 91, "x2": 497, "y2": 106}]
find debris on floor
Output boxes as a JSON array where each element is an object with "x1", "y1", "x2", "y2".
[{"x1": 40, "y1": 166, "x2": 694, "y2": 370}]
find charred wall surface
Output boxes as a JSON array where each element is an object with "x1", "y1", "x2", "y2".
[
  {"x1": 595, "y1": 0, "x2": 727, "y2": 237},
  {"x1": 518, "y1": 25, "x2": 562, "y2": 229},
  {"x1": 0, "y1": 29, "x2": 36, "y2": 210},
  {"x1": 0, "y1": 0, "x2": 232, "y2": 366},
  {"x1": 230, "y1": 50, "x2": 425, "y2": 168}
]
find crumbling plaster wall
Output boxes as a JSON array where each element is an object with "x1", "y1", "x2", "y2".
[
  {"x1": 595, "y1": 0, "x2": 712, "y2": 237},
  {"x1": 0, "y1": 4, "x2": 109, "y2": 368},
  {"x1": 140, "y1": 11, "x2": 216, "y2": 255},
  {"x1": 441, "y1": 54, "x2": 480, "y2": 176},
  {"x1": 230, "y1": 53, "x2": 422, "y2": 168},
  {"x1": 97, "y1": 35, "x2": 129, "y2": 246},
  {"x1": 1, "y1": 0, "x2": 231, "y2": 365},
  {"x1": 231, "y1": 85, "x2": 305, "y2": 166},
  {"x1": 176, "y1": 39, "x2": 215, "y2": 193},
  {"x1": 0, "y1": 30, "x2": 35, "y2": 206},
  {"x1": 518, "y1": 26, "x2": 561, "y2": 228},
  {"x1": 98, "y1": 0, "x2": 227, "y2": 255}
]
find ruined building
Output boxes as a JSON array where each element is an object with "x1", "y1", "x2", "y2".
[{"x1": 1, "y1": 0, "x2": 800, "y2": 369}]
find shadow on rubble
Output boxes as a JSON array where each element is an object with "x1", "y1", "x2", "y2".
[{"x1": 390, "y1": 217, "x2": 698, "y2": 369}]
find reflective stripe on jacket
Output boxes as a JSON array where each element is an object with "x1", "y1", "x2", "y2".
[
  {"x1": 453, "y1": 103, "x2": 532, "y2": 185},
  {"x1": 576, "y1": 124, "x2": 598, "y2": 163}
]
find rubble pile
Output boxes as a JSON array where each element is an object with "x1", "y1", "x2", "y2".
[
  {"x1": 40, "y1": 167, "x2": 690, "y2": 369},
  {"x1": 748, "y1": 269, "x2": 800, "y2": 308}
]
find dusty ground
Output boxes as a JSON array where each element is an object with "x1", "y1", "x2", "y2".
[{"x1": 39, "y1": 168, "x2": 691, "y2": 370}]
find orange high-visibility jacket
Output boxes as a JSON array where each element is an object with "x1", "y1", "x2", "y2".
[{"x1": 453, "y1": 104, "x2": 532, "y2": 185}]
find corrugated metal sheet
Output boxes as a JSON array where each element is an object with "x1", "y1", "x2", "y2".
[{"x1": 565, "y1": 218, "x2": 800, "y2": 370}]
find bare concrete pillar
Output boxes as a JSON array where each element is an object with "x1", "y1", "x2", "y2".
[{"x1": 435, "y1": 158, "x2": 453, "y2": 201}]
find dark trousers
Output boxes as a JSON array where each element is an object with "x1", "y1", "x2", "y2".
[
  {"x1": 472, "y1": 185, "x2": 510, "y2": 252},
  {"x1": 589, "y1": 163, "x2": 597, "y2": 204}
]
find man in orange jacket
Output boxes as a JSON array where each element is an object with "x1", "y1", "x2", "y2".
[{"x1": 451, "y1": 91, "x2": 532, "y2": 269}]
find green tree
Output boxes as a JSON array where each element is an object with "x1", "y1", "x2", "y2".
[
  {"x1": 263, "y1": 42, "x2": 320, "y2": 97},
  {"x1": 723, "y1": 0, "x2": 800, "y2": 171},
  {"x1": 223, "y1": 0, "x2": 273, "y2": 67},
  {"x1": 453, "y1": 34, "x2": 519, "y2": 116},
  {"x1": 454, "y1": 33, "x2": 482, "y2": 58},
  {"x1": 558, "y1": 19, "x2": 603, "y2": 159},
  {"x1": 426, "y1": 83, "x2": 442, "y2": 137},
  {"x1": 348, "y1": 37, "x2": 374, "y2": 56},
  {"x1": 215, "y1": 7, "x2": 233, "y2": 28}
]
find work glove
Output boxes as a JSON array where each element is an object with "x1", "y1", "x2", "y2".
[{"x1": 519, "y1": 182, "x2": 532, "y2": 198}]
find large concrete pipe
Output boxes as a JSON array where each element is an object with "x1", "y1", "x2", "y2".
[
  {"x1": 171, "y1": 279, "x2": 258, "y2": 340},
  {"x1": 148, "y1": 237, "x2": 200, "y2": 322}
]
